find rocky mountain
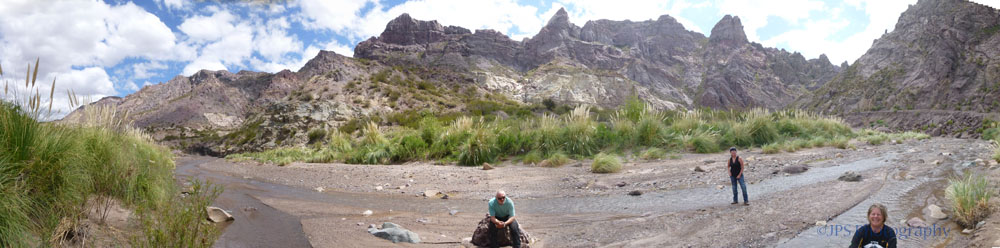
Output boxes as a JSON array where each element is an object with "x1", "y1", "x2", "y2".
[
  {"x1": 65, "y1": 8, "x2": 848, "y2": 155},
  {"x1": 356, "y1": 9, "x2": 842, "y2": 110},
  {"x1": 799, "y1": 0, "x2": 1000, "y2": 137}
]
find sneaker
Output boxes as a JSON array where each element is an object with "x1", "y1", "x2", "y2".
[
  {"x1": 731, "y1": 202, "x2": 738, "y2": 205},
  {"x1": 743, "y1": 202, "x2": 750, "y2": 206}
]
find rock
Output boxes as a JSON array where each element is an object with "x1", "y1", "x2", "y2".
[
  {"x1": 716, "y1": 185, "x2": 725, "y2": 190},
  {"x1": 441, "y1": 194, "x2": 449, "y2": 200},
  {"x1": 462, "y1": 237, "x2": 473, "y2": 243},
  {"x1": 702, "y1": 160, "x2": 715, "y2": 165},
  {"x1": 942, "y1": 152, "x2": 952, "y2": 156},
  {"x1": 692, "y1": 166, "x2": 706, "y2": 172},
  {"x1": 836, "y1": 153, "x2": 844, "y2": 158},
  {"x1": 314, "y1": 187, "x2": 325, "y2": 192},
  {"x1": 906, "y1": 149, "x2": 917, "y2": 153},
  {"x1": 206, "y1": 206, "x2": 234, "y2": 223},
  {"x1": 416, "y1": 218, "x2": 430, "y2": 224},
  {"x1": 961, "y1": 162, "x2": 975, "y2": 167},
  {"x1": 962, "y1": 228, "x2": 973, "y2": 234},
  {"x1": 815, "y1": 221, "x2": 827, "y2": 226},
  {"x1": 449, "y1": 210, "x2": 459, "y2": 216},
  {"x1": 926, "y1": 204, "x2": 947, "y2": 220},
  {"x1": 363, "y1": 210, "x2": 373, "y2": 217},
  {"x1": 782, "y1": 165, "x2": 808, "y2": 174},
  {"x1": 907, "y1": 217, "x2": 928, "y2": 227},
  {"x1": 368, "y1": 222, "x2": 421, "y2": 243},
  {"x1": 423, "y1": 190, "x2": 440, "y2": 197},
  {"x1": 615, "y1": 182, "x2": 627, "y2": 187},
  {"x1": 628, "y1": 190, "x2": 643, "y2": 196},
  {"x1": 905, "y1": 175, "x2": 915, "y2": 180},
  {"x1": 397, "y1": 185, "x2": 407, "y2": 190},
  {"x1": 974, "y1": 159, "x2": 984, "y2": 166},
  {"x1": 471, "y1": 214, "x2": 530, "y2": 247},
  {"x1": 482, "y1": 163, "x2": 494, "y2": 170},
  {"x1": 976, "y1": 221, "x2": 985, "y2": 229},
  {"x1": 932, "y1": 160, "x2": 941, "y2": 165},
  {"x1": 375, "y1": 186, "x2": 384, "y2": 191},
  {"x1": 838, "y1": 171, "x2": 862, "y2": 182},
  {"x1": 357, "y1": 222, "x2": 364, "y2": 226}
]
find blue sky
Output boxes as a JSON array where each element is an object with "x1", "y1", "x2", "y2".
[{"x1": 1, "y1": 0, "x2": 997, "y2": 119}]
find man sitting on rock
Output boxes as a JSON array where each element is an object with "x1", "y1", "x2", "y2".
[{"x1": 488, "y1": 190, "x2": 520, "y2": 248}]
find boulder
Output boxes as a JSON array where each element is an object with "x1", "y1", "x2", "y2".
[
  {"x1": 692, "y1": 166, "x2": 706, "y2": 172},
  {"x1": 782, "y1": 165, "x2": 808, "y2": 174},
  {"x1": 206, "y1": 206, "x2": 234, "y2": 223},
  {"x1": 628, "y1": 190, "x2": 643, "y2": 196},
  {"x1": 838, "y1": 171, "x2": 862, "y2": 182},
  {"x1": 907, "y1": 217, "x2": 928, "y2": 227},
  {"x1": 368, "y1": 222, "x2": 421, "y2": 243},
  {"x1": 926, "y1": 204, "x2": 947, "y2": 220},
  {"x1": 483, "y1": 163, "x2": 494, "y2": 170},
  {"x1": 471, "y1": 215, "x2": 531, "y2": 248}
]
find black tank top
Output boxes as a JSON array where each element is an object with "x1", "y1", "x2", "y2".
[{"x1": 729, "y1": 156, "x2": 742, "y2": 177}]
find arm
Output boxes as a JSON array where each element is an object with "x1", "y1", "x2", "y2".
[
  {"x1": 504, "y1": 201, "x2": 516, "y2": 225},
  {"x1": 738, "y1": 157, "x2": 746, "y2": 178},
  {"x1": 489, "y1": 201, "x2": 501, "y2": 225},
  {"x1": 887, "y1": 229, "x2": 897, "y2": 248},
  {"x1": 850, "y1": 230, "x2": 861, "y2": 248}
]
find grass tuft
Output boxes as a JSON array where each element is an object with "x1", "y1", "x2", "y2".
[
  {"x1": 591, "y1": 153, "x2": 622, "y2": 173},
  {"x1": 945, "y1": 174, "x2": 993, "y2": 228}
]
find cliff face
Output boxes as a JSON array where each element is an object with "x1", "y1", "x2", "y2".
[
  {"x1": 799, "y1": 0, "x2": 1000, "y2": 137},
  {"x1": 355, "y1": 9, "x2": 841, "y2": 110},
  {"x1": 803, "y1": 0, "x2": 1000, "y2": 114}
]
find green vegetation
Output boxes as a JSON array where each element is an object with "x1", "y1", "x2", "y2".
[
  {"x1": 590, "y1": 153, "x2": 623, "y2": 173},
  {"x1": 639, "y1": 147, "x2": 667, "y2": 160},
  {"x1": 0, "y1": 61, "x2": 219, "y2": 247},
  {"x1": 857, "y1": 129, "x2": 929, "y2": 145},
  {"x1": 539, "y1": 152, "x2": 571, "y2": 167},
  {"x1": 231, "y1": 98, "x2": 865, "y2": 166},
  {"x1": 945, "y1": 174, "x2": 993, "y2": 228}
]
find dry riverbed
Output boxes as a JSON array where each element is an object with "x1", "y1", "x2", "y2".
[{"x1": 176, "y1": 137, "x2": 1000, "y2": 247}]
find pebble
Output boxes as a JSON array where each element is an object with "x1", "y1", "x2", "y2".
[{"x1": 363, "y1": 210, "x2": 373, "y2": 217}]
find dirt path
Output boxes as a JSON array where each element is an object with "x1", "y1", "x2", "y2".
[{"x1": 175, "y1": 138, "x2": 1000, "y2": 247}]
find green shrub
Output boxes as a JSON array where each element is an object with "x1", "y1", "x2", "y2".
[
  {"x1": 307, "y1": 128, "x2": 327, "y2": 144},
  {"x1": 864, "y1": 133, "x2": 888, "y2": 145},
  {"x1": 495, "y1": 127, "x2": 532, "y2": 156},
  {"x1": 808, "y1": 136, "x2": 828, "y2": 148},
  {"x1": 830, "y1": 136, "x2": 850, "y2": 149},
  {"x1": 540, "y1": 152, "x2": 571, "y2": 167},
  {"x1": 639, "y1": 147, "x2": 667, "y2": 160},
  {"x1": 946, "y1": 174, "x2": 993, "y2": 228},
  {"x1": 521, "y1": 150, "x2": 544, "y2": 165},
  {"x1": 132, "y1": 179, "x2": 222, "y2": 247},
  {"x1": 396, "y1": 133, "x2": 428, "y2": 161},
  {"x1": 762, "y1": 143, "x2": 781, "y2": 154},
  {"x1": 689, "y1": 133, "x2": 720, "y2": 153},
  {"x1": 983, "y1": 127, "x2": 1000, "y2": 141},
  {"x1": 457, "y1": 128, "x2": 498, "y2": 166},
  {"x1": 591, "y1": 153, "x2": 622, "y2": 173}
]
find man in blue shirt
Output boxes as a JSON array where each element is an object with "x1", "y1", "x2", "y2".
[{"x1": 488, "y1": 190, "x2": 520, "y2": 248}]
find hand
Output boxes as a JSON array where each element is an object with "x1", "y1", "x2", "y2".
[{"x1": 495, "y1": 222, "x2": 505, "y2": 228}]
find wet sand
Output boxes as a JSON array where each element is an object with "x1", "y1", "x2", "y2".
[{"x1": 175, "y1": 138, "x2": 1000, "y2": 247}]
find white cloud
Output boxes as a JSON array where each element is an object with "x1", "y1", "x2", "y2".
[
  {"x1": 155, "y1": 0, "x2": 191, "y2": 10},
  {"x1": 132, "y1": 61, "x2": 168, "y2": 80},
  {"x1": 0, "y1": 0, "x2": 183, "y2": 119},
  {"x1": 253, "y1": 17, "x2": 303, "y2": 62},
  {"x1": 179, "y1": 11, "x2": 239, "y2": 43}
]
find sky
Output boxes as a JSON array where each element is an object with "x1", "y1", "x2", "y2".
[{"x1": 1, "y1": 0, "x2": 998, "y2": 119}]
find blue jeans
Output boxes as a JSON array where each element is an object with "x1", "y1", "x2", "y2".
[{"x1": 730, "y1": 175, "x2": 748, "y2": 203}]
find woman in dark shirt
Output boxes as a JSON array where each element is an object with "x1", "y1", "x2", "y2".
[{"x1": 850, "y1": 203, "x2": 897, "y2": 248}]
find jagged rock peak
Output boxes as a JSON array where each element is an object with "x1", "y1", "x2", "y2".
[
  {"x1": 379, "y1": 13, "x2": 447, "y2": 45},
  {"x1": 709, "y1": 15, "x2": 748, "y2": 45},
  {"x1": 547, "y1": 7, "x2": 571, "y2": 27}
]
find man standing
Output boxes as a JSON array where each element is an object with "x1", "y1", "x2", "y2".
[
  {"x1": 727, "y1": 147, "x2": 749, "y2": 205},
  {"x1": 488, "y1": 190, "x2": 521, "y2": 248}
]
